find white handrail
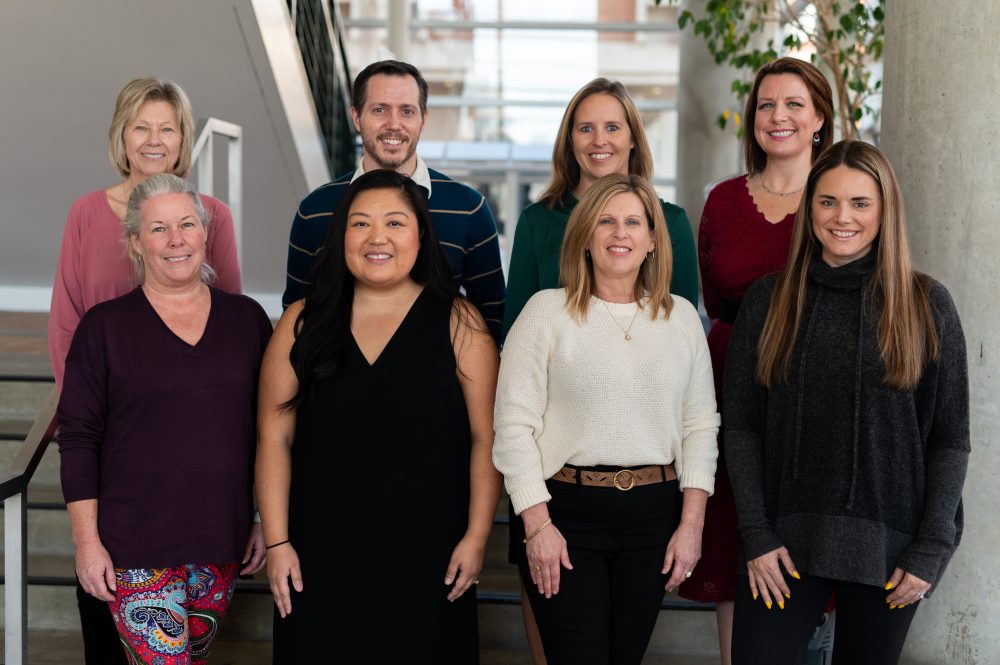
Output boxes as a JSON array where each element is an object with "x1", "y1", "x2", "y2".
[
  {"x1": 191, "y1": 118, "x2": 243, "y2": 269},
  {"x1": 2, "y1": 387, "x2": 59, "y2": 665}
]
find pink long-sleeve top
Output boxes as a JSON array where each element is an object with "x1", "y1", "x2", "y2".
[{"x1": 48, "y1": 189, "x2": 242, "y2": 388}]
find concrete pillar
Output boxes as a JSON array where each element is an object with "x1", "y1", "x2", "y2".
[
  {"x1": 881, "y1": 3, "x2": 1000, "y2": 663},
  {"x1": 387, "y1": 0, "x2": 409, "y2": 61},
  {"x1": 675, "y1": 0, "x2": 742, "y2": 236}
]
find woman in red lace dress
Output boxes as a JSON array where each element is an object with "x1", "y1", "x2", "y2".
[{"x1": 681, "y1": 57, "x2": 833, "y2": 665}]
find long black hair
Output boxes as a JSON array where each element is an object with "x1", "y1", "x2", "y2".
[{"x1": 285, "y1": 169, "x2": 460, "y2": 409}]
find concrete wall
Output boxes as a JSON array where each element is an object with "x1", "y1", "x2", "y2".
[
  {"x1": 0, "y1": 1, "x2": 326, "y2": 315},
  {"x1": 881, "y1": 2, "x2": 1000, "y2": 663}
]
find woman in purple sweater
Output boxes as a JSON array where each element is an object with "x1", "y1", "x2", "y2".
[
  {"x1": 48, "y1": 76, "x2": 243, "y2": 665},
  {"x1": 57, "y1": 174, "x2": 271, "y2": 665}
]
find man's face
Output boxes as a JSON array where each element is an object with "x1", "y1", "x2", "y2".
[{"x1": 351, "y1": 74, "x2": 426, "y2": 172}]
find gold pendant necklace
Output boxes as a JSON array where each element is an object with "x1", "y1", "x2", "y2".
[{"x1": 601, "y1": 299, "x2": 641, "y2": 341}]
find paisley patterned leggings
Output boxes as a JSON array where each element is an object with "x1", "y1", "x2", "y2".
[{"x1": 107, "y1": 562, "x2": 239, "y2": 665}]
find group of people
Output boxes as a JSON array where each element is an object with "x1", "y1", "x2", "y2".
[{"x1": 50, "y1": 55, "x2": 968, "y2": 665}]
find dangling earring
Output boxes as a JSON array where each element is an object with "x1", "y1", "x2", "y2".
[{"x1": 813, "y1": 132, "x2": 821, "y2": 145}]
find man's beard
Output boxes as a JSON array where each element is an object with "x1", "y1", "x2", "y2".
[{"x1": 362, "y1": 132, "x2": 417, "y2": 170}]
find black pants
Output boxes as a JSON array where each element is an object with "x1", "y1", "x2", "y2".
[
  {"x1": 76, "y1": 578, "x2": 127, "y2": 665},
  {"x1": 517, "y1": 477, "x2": 680, "y2": 665},
  {"x1": 732, "y1": 572, "x2": 919, "y2": 665}
]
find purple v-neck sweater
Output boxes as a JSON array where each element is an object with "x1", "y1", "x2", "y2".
[{"x1": 57, "y1": 287, "x2": 272, "y2": 568}]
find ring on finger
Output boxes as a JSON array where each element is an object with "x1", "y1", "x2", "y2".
[
  {"x1": 917, "y1": 591, "x2": 925, "y2": 599},
  {"x1": 533, "y1": 564, "x2": 541, "y2": 573},
  {"x1": 684, "y1": 570, "x2": 693, "y2": 578}
]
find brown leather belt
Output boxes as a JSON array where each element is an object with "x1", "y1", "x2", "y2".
[{"x1": 550, "y1": 464, "x2": 676, "y2": 491}]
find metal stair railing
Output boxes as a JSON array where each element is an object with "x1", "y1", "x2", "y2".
[
  {"x1": 0, "y1": 385, "x2": 58, "y2": 665},
  {"x1": 191, "y1": 117, "x2": 244, "y2": 268},
  {"x1": 287, "y1": 0, "x2": 358, "y2": 176}
]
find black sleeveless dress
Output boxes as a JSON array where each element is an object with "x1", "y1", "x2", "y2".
[{"x1": 273, "y1": 289, "x2": 478, "y2": 663}]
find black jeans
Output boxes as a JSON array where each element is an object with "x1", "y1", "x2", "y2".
[
  {"x1": 732, "y1": 572, "x2": 919, "y2": 665},
  {"x1": 518, "y1": 476, "x2": 681, "y2": 665},
  {"x1": 76, "y1": 578, "x2": 126, "y2": 665}
]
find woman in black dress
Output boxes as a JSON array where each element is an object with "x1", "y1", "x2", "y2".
[{"x1": 255, "y1": 170, "x2": 501, "y2": 663}]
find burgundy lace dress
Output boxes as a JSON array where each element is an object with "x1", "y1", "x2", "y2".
[{"x1": 679, "y1": 175, "x2": 795, "y2": 602}]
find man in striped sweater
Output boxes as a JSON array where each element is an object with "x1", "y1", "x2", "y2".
[{"x1": 283, "y1": 59, "x2": 505, "y2": 344}]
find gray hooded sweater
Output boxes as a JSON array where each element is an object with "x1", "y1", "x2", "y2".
[{"x1": 724, "y1": 252, "x2": 968, "y2": 590}]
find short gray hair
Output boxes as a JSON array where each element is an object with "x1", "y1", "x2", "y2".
[{"x1": 123, "y1": 173, "x2": 216, "y2": 285}]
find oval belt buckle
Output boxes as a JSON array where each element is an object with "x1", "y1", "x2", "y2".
[{"x1": 613, "y1": 469, "x2": 635, "y2": 491}]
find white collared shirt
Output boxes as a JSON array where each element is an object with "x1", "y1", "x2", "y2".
[{"x1": 351, "y1": 154, "x2": 433, "y2": 197}]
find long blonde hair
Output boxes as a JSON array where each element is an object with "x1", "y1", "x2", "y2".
[
  {"x1": 559, "y1": 174, "x2": 673, "y2": 322},
  {"x1": 756, "y1": 141, "x2": 938, "y2": 390},
  {"x1": 538, "y1": 79, "x2": 652, "y2": 209}
]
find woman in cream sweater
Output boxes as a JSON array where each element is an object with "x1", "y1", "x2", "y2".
[{"x1": 493, "y1": 173, "x2": 719, "y2": 665}]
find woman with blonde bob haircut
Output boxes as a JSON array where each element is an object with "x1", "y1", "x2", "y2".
[
  {"x1": 108, "y1": 77, "x2": 196, "y2": 179},
  {"x1": 47, "y1": 77, "x2": 243, "y2": 665},
  {"x1": 495, "y1": 174, "x2": 719, "y2": 665},
  {"x1": 725, "y1": 141, "x2": 969, "y2": 664},
  {"x1": 559, "y1": 173, "x2": 674, "y2": 321}
]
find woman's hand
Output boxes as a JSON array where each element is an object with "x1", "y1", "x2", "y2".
[
  {"x1": 885, "y1": 568, "x2": 931, "y2": 608},
  {"x1": 76, "y1": 538, "x2": 117, "y2": 602},
  {"x1": 266, "y1": 543, "x2": 303, "y2": 618},
  {"x1": 522, "y1": 504, "x2": 572, "y2": 599},
  {"x1": 240, "y1": 522, "x2": 266, "y2": 575},
  {"x1": 444, "y1": 534, "x2": 486, "y2": 602},
  {"x1": 663, "y1": 520, "x2": 703, "y2": 592},
  {"x1": 747, "y1": 547, "x2": 799, "y2": 609}
]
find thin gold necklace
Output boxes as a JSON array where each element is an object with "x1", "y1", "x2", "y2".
[
  {"x1": 759, "y1": 175, "x2": 804, "y2": 198},
  {"x1": 600, "y1": 299, "x2": 641, "y2": 341}
]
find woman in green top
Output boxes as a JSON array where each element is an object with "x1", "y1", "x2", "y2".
[
  {"x1": 504, "y1": 78, "x2": 698, "y2": 335},
  {"x1": 502, "y1": 78, "x2": 699, "y2": 665}
]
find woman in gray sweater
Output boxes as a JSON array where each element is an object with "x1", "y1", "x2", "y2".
[{"x1": 724, "y1": 141, "x2": 968, "y2": 665}]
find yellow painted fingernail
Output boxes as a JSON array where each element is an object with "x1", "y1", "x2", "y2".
[
  {"x1": 886, "y1": 597, "x2": 892, "y2": 604},
  {"x1": 791, "y1": 571, "x2": 801, "y2": 580},
  {"x1": 889, "y1": 604, "x2": 897, "y2": 609},
  {"x1": 752, "y1": 592, "x2": 758, "y2": 600},
  {"x1": 765, "y1": 601, "x2": 772, "y2": 610},
  {"x1": 885, "y1": 582, "x2": 894, "y2": 590},
  {"x1": 778, "y1": 600, "x2": 785, "y2": 610},
  {"x1": 784, "y1": 593, "x2": 791, "y2": 599},
  {"x1": 898, "y1": 604, "x2": 906, "y2": 609}
]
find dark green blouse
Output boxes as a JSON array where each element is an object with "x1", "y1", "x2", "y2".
[{"x1": 503, "y1": 197, "x2": 699, "y2": 334}]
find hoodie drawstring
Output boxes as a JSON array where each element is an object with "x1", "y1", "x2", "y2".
[
  {"x1": 845, "y1": 278, "x2": 869, "y2": 511},
  {"x1": 792, "y1": 288, "x2": 823, "y2": 481}
]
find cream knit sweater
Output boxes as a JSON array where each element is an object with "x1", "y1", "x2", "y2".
[{"x1": 494, "y1": 289, "x2": 720, "y2": 514}]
